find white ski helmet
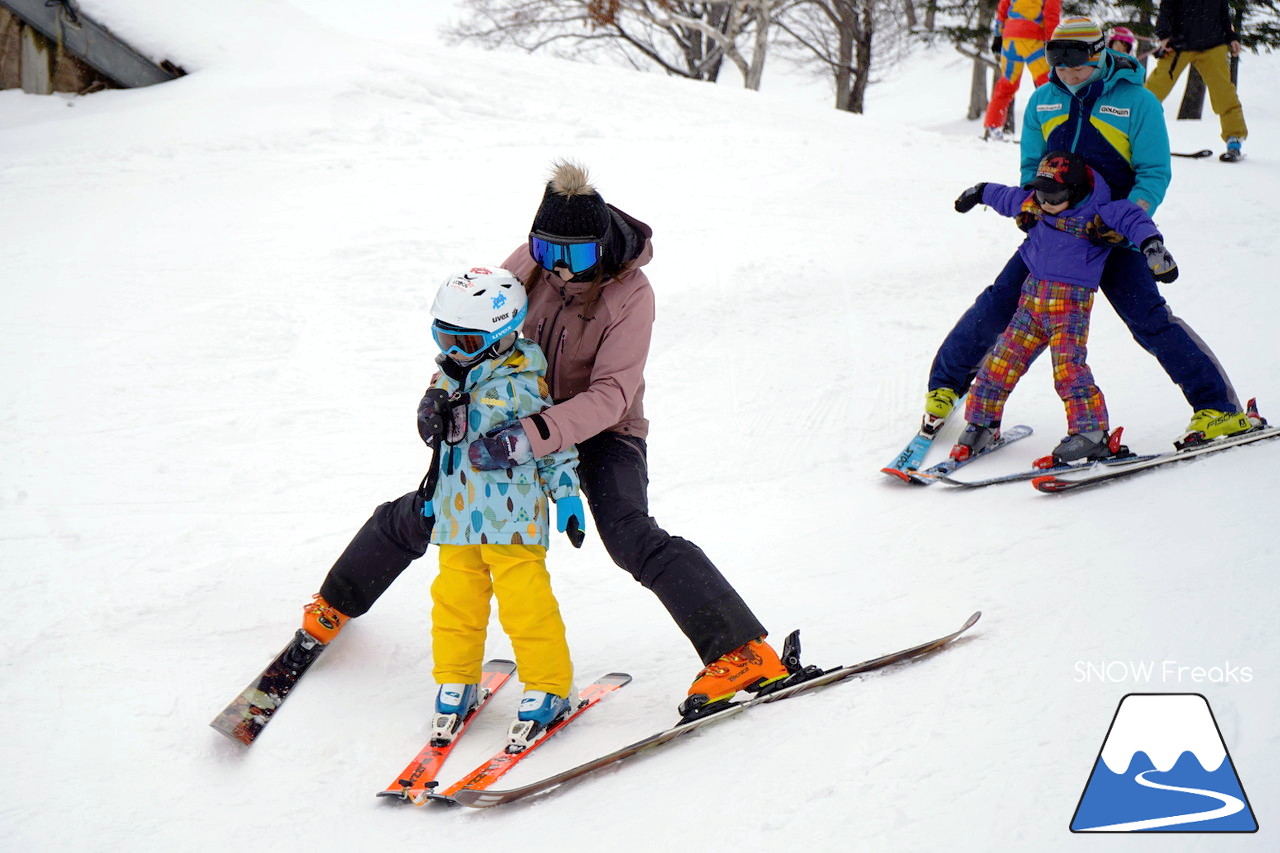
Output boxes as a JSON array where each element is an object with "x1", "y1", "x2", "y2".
[{"x1": 430, "y1": 266, "x2": 528, "y2": 360}]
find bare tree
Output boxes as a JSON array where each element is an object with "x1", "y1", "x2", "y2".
[
  {"x1": 773, "y1": 0, "x2": 911, "y2": 113},
  {"x1": 448, "y1": 1, "x2": 789, "y2": 89}
]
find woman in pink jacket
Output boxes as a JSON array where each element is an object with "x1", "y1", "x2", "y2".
[{"x1": 301, "y1": 160, "x2": 788, "y2": 716}]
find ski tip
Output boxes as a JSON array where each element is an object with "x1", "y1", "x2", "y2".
[
  {"x1": 1030, "y1": 474, "x2": 1065, "y2": 493},
  {"x1": 962, "y1": 611, "x2": 982, "y2": 630},
  {"x1": 880, "y1": 467, "x2": 914, "y2": 482}
]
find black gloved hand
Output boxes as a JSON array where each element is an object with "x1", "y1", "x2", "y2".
[
  {"x1": 417, "y1": 388, "x2": 451, "y2": 448},
  {"x1": 991, "y1": 35, "x2": 1002, "y2": 55},
  {"x1": 1141, "y1": 237, "x2": 1179, "y2": 283},
  {"x1": 955, "y1": 183, "x2": 988, "y2": 213}
]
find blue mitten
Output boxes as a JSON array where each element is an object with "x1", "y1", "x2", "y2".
[
  {"x1": 556, "y1": 495, "x2": 586, "y2": 548},
  {"x1": 467, "y1": 421, "x2": 534, "y2": 470}
]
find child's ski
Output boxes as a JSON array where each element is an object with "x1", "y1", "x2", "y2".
[
  {"x1": 1033, "y1": 425, "x2": 1279, "y2": 493},
  {"x1": 377, "y1": 659, "x2": 517, "y2": 804},
  {"x1": 210, "y1": 629, "x2": 328, "y2": 746},
  {"x1": 933, "y1": 452, "x2": 1159, "y2": 488},
  {"x1": 1171, "y1": 149, "x2": 1214, "y2": 159},
  {"x1": 905, "y1": 424, "x2": 1033, "y2": 485},
  {"x1": 426, "y1": 673, "x2": 632, "y2": 803}
]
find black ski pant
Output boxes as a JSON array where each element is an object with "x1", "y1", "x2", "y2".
[{"x1": 319, "y1": 431, "x2": 765, "y2": 664}]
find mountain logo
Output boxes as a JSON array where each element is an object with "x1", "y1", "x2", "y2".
[{"x1": 1070, "y1": 693, "x2": 1258, "y2": 832}]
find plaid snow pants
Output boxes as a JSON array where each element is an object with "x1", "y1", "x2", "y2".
[{"x1": 965, "y1": 277, "x2": 1108, "y2": 434}]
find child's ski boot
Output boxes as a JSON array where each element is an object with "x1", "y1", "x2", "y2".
[
  {"x1": 430, "y1": 683, "x2": 480, "y2": 746},
  {"x1": 1034, "y1": 428, "x2": 1130, "y2": 469},
  {"x1": 949, "y1": 423, "x2": 1000, "y2": 461},
  {"x1": 506, "y1": 690, "x2": 573, "y2": 753}
]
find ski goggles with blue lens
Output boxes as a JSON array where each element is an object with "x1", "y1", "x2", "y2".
[
  {"x1": 432, "y1": 321, "x2": 500, "y2": 359},
  {"x1": 529, "y1": 232, "x2": 602, "y2": 274}
]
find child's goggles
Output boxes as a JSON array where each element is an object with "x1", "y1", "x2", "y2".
[
  {"x1": 432, "y1": 320, "x2": 500, "y2": 359},
  {"x1": 1046, "y1": 40, "x2": 1102, "y2": 68},
  {"x1": 529, "y1": 232, "x2": 602, "y2": 274},
  {"x1": 1035, "y1": 186, "x2": 1072, "y2": 206}
]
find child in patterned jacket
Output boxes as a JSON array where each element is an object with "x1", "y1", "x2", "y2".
[
  {"x1": 950, "y1": 150, "x2": 1179, "y2": 467},
  {"x1": 419, "y1": 266, "x2": 585, "y2": 751}
]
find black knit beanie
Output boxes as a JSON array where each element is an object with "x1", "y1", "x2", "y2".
[{"x1": 530, "y1": 160, "x2": 611, "y2": 239}]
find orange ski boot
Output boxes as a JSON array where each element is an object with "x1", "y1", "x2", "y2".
[
  {"x1": 301, "y1": 593, "x2": 348, "y2": 644},
  {"x1": 682, "y1": 637, "x2": 789, "y2": 716}
]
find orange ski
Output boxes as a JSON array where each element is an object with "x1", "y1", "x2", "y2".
[{"x1": 431, "y1": 673, "x2": 632, "y2": 802}]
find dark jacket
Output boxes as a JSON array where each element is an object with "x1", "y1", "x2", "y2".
[{"x1": 1155, "y1": 0, "x2": 1237, "y2": 51}]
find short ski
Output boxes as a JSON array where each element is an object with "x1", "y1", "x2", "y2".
[
  {"x1": 210, "y1": 629, "x2": 328, "y2": 746},
  {"x1": 453, "y1": 611, "x2": 981, "y2": 808},
  {"x1": 1033, "y1": 425, "x2": 1279, "y2": 493},
  {"x1": 378, "y1": 659, "x2": 517, "y2": 804},
  {"x1": 427, "y1": 672, "x2": 631, "y2": 803},
  {"x1": 936, "y1": 452, "x2": 1160, "y2": 489},
  {"x1": 882, "y1": 407, "x2": 958, "y2": 480},
  {"x1": 881, "y1": 431, "x2": 941, "y2": 481},
  {"x1": 1172, "y1": 149, "x2": 1214, "y2": 159},
  {"x1": 905, "y1": 425, "x2": 1033, "y2": 485}
]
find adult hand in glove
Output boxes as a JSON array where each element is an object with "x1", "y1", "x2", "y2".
[
  {"x1": 467, "y1": 420, "x2": 534, "y2": 470},
  {"x1": 1015, "y1": 195, "x2": 1042, "y2": 232},
  {"x1": 1086, "y1": 214, "x2": 1128, "y2": 245},
  {"x1": 991, "y1": 35, "x2": 1002, "y2": 55},
  {"x1": 955, "y1": 183, "x2": 988, "y2": 213},
  {"x1": 1142, "y1": 237, "x2": 1179, "y2": 283},
  {"x1": 556, "y1": 495, "x2": 587, "y2": 548},
  {"x1": 417, "y1": 388, "x2": 451, "y2": 448}
]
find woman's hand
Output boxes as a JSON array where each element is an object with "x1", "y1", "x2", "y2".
[{"x1": 468, "y1": 421, "x2": 534, "y2": 469}]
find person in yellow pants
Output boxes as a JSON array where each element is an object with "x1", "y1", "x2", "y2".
[
  {"x1": 1146, "y1": 0, "x2": 1248, "y2": 161},
  {"x1": 420, "y1": 266, "x2": 585, "y2": 750}
]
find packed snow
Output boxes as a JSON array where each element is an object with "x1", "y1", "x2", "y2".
[{"x1": 2, "y1": 2, "x2": 1277, "y2": 850}]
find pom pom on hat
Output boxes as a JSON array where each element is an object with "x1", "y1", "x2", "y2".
[{"x1": 531, "y1": 159, "x2": 611, "y2": 239}]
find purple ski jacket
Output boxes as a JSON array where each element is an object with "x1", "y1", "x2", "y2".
[{"x1": 981, "y1": 169, "x2": 1162, "y2": 290}]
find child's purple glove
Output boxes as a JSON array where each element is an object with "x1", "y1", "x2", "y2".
[{"x1": 468, "y1": 421, "x2": 534, "y2": 470}]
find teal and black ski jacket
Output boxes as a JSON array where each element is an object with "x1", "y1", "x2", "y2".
[{"x1": 1020, "y1": 51, "x2": 1171, "y2": 215}]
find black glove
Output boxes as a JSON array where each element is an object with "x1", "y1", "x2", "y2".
[
  {"x1": 417, "y1": 388, "x2": 451, "y2": 448},
  {"x1": 955, "y1": 183, "x2": 988, "y2": 213},
  {"x1": 991, "y1": 35, "x2": 1002, "y2": 55},
  {"x1": 1141, "y1": 237, "x2": 1179, "y2": 283}
]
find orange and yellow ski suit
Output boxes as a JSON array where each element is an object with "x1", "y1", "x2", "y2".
[{"x1": 986, "y1": 0, "x2": 1062, "y2": 131}]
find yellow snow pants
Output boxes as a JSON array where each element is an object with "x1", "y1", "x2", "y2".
[
  {"x1": 432, "y1": 543, "x2": 572, "y2": 697},
  {"x1": 1146, "y1": 44, "x2": 1248, "y2": 142}
]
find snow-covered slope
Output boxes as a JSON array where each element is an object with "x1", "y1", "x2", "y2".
[{"x1": 2, "y1": 3, "x2": 1277, "y2": 850}]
